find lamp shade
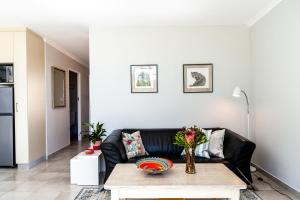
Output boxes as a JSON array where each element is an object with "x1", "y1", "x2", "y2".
[{"x1": 232, "y1": 86, "x2": 241, "y2": 98}]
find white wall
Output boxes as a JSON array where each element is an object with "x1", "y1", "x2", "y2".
[
  {"x1": 251, "y1": 0, "x2": 300, "y2": 192},
  {"x1": 45, "y1": 43, "x2": 89, "y2": 156},
  {"x1": 89, "y1": 26, "x2": 251, "y2": 135}
]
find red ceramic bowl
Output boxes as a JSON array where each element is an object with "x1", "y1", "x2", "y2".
[
  {"x1": 84, "y1": 148, "x2": 94, "y2": 154},
  {"x1": 136, "y1": 157, "x2": 173, "y2": 174}
]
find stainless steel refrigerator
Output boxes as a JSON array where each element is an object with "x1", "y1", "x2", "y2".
[{"x1": 0, "y1": 84, "x2": 15, "y2": 167}]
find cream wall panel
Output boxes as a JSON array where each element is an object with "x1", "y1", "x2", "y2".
[
  {"x1": 26, "y1": 30, "x2": 46, "y2": 162},
  {"x1": 13, "y1": 31, "x2": 29, "y2": 164},
  {"x1": 0, "y1": 32, "x2": 14, "y2": 63}
]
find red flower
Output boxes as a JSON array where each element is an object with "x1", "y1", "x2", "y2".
[
  {"x1": 127, "y1": 140, "x2": 132, "y2": 145},
  {"x1": 185, "y1": 130, "x2": 196, "y2": 144},
  {"x1": 182, "y1": 127, "x2": 186, "y2": 132}
]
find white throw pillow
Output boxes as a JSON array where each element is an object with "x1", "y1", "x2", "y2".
[
  {"x1": 181, "y1": 129, "x2": 212, "y2": 159},
  {"x1": 208, "y1": 129, "x2": 225, "y2": 158}
]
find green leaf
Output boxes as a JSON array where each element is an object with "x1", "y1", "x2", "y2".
[{"x1": 82, "y1": 121, "x2": 106, "y2": 142}]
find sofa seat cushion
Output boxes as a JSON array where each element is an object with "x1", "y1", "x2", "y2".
[
  {"x1": 195, "y1": 155, "x2": 224, "y2": 163},
  {"x1": 127, "y1": 154, "x2": 184, "y2": 163},
  {"x1": 127, "y1": 154, "x2": 225, "y2": 164}
]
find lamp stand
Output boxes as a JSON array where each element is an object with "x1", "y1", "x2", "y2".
[{"x1": 241, "y1": 90, "x2": 256, "y2": 173}]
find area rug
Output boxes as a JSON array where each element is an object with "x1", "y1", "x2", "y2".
[
  {"x1": 240, "y1": 190, "x2": 262, "y2": 200},
  {"x1": 74, "y1": 187, "x2": 110, "y2": 200},
  {"x1": 74, "y1": 188, "x2": 261, "y2": 200}
]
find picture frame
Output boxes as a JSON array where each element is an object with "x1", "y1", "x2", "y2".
[
  {"x1": 130, "y1": 64, "x2": 158, "y2": 93},
  {"x1": 183, "y1": 64, "x2": 213, "y2": 93},
  {"x1": 52, "y1": 67, "x2": 66, "y2": 108}
]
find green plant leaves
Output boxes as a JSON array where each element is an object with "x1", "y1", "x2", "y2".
[{"x1": 82, "y1": 122, "x2": 107, "y2": 143}]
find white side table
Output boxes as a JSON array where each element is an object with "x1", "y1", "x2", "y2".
[{"x1": 70, "y1": 150, "x2": 104, "y2": 185}]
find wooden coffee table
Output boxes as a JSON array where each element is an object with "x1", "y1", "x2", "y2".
[{"x1": 104, "y1": 163, "x2": 247, "y2": 200}]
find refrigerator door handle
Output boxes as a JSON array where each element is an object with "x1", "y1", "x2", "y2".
[{"x1": 16, "y1": 103, "x2": 18, "y2": 112}]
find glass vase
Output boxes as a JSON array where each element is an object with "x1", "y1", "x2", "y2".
[{"x1": 185, "y1": 147, "x2": 196, "y2": 174}]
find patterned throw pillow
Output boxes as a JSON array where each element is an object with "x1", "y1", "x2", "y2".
[
  {"x1": 122, "y1": 131, "x2": 148, "y2": 159},
  {"x1": 181, "y1": 129, "x2": 212, "y2": 159},
  {"x1": 209, "y1": 129, "x2": 225, "y2": 158}
]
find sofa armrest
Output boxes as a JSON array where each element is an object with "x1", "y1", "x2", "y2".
[
  {"x1": 223, "y1": 129, "x2": 256, "y2": 183},
  {"x1": 101, "y1": 129, "x2": 126, "y2": 180}
]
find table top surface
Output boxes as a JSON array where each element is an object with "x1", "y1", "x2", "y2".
[
  {"x1": 71, "y1": 150, "x2": 102, "y2": 160},
  {"x1": 104, "y1": 163, "x2": 246, "y2": 190}
]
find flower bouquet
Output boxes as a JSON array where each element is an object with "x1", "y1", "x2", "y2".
[{"x1": 174, "y1": 126, "x2": 207, "y2": 174}]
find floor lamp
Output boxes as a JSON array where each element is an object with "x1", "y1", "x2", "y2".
[{"x1": 232, "y1": 86, "x2": 256, "y2": 172}]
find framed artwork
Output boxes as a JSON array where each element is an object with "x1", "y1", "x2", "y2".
[
  {"x1": 183, "y1": 64, "x2": 213, "y2": 93},
  {"x1": 52, "y1": 67, "x2": 66, "y2": 108},
  {"x1": 130, "y1": 64, "x2": 158, "y2": 93}
]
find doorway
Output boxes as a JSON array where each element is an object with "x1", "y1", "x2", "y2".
[{"x1": 69, "y1": 70, "x2": 79, "y2": 142}]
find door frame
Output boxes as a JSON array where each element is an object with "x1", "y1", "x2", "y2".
[{"x1": 68, "y1": 69, "x2": 82, "y2": 141}]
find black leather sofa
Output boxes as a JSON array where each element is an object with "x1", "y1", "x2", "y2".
[{"x1": 101, "y1": 128, "x2": 256, "y2": 184}]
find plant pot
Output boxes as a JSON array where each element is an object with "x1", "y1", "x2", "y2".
[
  {"x1": 185, "y1": 147, "x2": 196, "y2": 174},
  {"x1": 91, "y1": 140, "x2": 102, "y2": 150}
]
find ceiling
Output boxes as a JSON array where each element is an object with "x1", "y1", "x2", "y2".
[{"x1": 0, "y1": 0, "x2": 281, "y2": 67}]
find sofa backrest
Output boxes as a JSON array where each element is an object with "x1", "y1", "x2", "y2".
[
  {"x1": 122, "y1": 129, "x2": 183, "y2": 155},
  {"x1": 121, "y1": 128, "x2": 250, "y2": 160}
]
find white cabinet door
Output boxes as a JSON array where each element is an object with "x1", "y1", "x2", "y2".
[
  {"x1": 13, "y1": 32, "x2": 29, "y2": 164},
  {"x1": 0, "y1": 32, "x2": 14, "y2": 63}
]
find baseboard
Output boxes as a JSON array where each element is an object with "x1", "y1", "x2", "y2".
[
  {"x1": 252, "y1": 163, "x2": 300, "y2": 198},
  {"x1": 17, "y1": 155, "x2": 46, "y2": 170},
  {"x1": 47, "y1": 143, "x2": 70, "y2": 159}
]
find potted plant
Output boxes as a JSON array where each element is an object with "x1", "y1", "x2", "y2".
[
  {"x1": 82, "y1": 122, "x2": 106, "y2": 150},
  {"x1": 174, "y1": 126, "x2": 207, "y2": 174}
]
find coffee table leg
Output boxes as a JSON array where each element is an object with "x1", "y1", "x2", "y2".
[
  {"x1": 111, "y1": 189, "x2": 119, "y2": 200},
  {"x1": 230, "y1": 190, "x2": 240, "y2": 200}
]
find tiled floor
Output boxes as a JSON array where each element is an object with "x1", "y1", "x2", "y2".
[
  {"x1": 251, "y1": 171, "x2": 300, "y2": 200},
  {"x1": 0, "y1": 141, "x2": 100, "y2": 200},
  {"x1": 0, "y1": 141, "x2": 298, "y2": 200}
]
